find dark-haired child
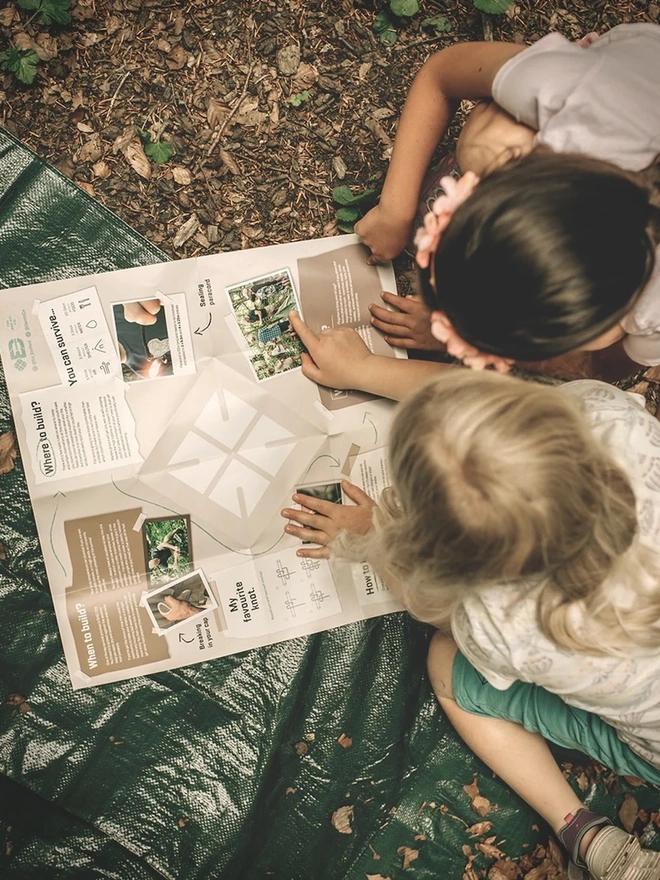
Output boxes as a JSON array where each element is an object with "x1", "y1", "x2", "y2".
[{"x1": 354, "y1": 24, "x2": 660, "y2": 374}]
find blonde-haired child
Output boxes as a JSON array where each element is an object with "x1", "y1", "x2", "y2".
[{"x1": 282, "y1": 371, "x2": 660, "y2": 879}]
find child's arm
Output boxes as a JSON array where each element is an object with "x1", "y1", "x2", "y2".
[
  {"x1": 290, "y1": 311, "x2": 449, "y2": 401},
  {"x1": 355, "y1": 41, "x2": 525, "y2": 264}
]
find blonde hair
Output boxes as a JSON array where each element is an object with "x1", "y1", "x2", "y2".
[{"x1": 338, "y1": 370, "x2": 660, "y2": 655}]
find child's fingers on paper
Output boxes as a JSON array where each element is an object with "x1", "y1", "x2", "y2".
[
  {"x1": 295, "y1": 544, "x2": 330, "y2": 559},
  {"x1": 381, "y1": 291, "x2": 428, "y2": 316},
  {"x1": 299, "y1": 351, "x2": 323, "y2": 382},
  {"x1": 281, "y1": 506, "x2": 325, "y2": 528},
  {"x1": 290, "y1": 493, "x2": 334, "y2": 515},
  {"x1": 341, "y1": 480, "x2": 373, "y2": 507},
  {"x1": 285, "y1": 521, "x2": 329, "y2": 545},
  {"x1": 382, "y1": 335, "x2": 418, "y2": 349},
  {"x1": 289, "y1": 311, "x2": 317, "y2": 346},
  {"x1": 369, "y1": 303, "x2": 411, "y2": 329}
]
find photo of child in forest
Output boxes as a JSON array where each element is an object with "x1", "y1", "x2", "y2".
[
  {"x1": 226, "y1": 270, "x2": 305, "y2": 381},
  {"x1": 142, "y1": 515, "x2": 192, "y2": 587}
]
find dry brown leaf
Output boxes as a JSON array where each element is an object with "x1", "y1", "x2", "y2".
[
  {"x1": 293, "y1": 740, "x2": 308, "y2": 756},
  {"x1": 365, "y1": 116, "x2": 392, "y2": 147},
  {"x1": 618, "y1": 793, "x2": 638, "y2": 833},
  {"x1": 331, "y1": 805, "x2": 354, "y2": 835},
  {"x1": 0, "y1": 540, "x2": 9, "y2": 561},
  {"x1": 396, "y1": 846, "x2": 419, "y2": 870},
  {"x1": 523, "y1": 860, "x2": 551, "y2": 880},
  {"x1": 545, "y1": 837, "x2": 565, "y2": 872},
  {"x1": 623, "y1": 775, "x2": 646, "y2": 787},
  {"x1": 472, "y1": 795, "x2": 495, "y2": 817},
  {"x1": 478, "y1": 841, "x2": 506, "y2": 860},
  {"x1": 167, "y1": 45, "x2": 187, "y2": 70},
  {"x1": 235, "y1": 97, "x2": 267, "y2": 128},
  {"x1": 78, "y1": 134, "x2": 103, "y2": 164},
  {"x1": 292, "y1": 61, "x2": 317, "y2": 92},
  {"x1": 207, "y1": 97, "x2": 228, "y2": 129},
  {"x1": 0, "y1": 433, "x2": 17, "y2": 475},
  {"x1": 303, "y1": 732, "x2": 315, "y2": 741},
  {"x1": 337, "y1": 733, "x2": 353, "y2": 748},
  {"x1": 0, "y1": 7, "x2": 16, "y2": 25},
  {"x1": 78, "y1": 182, "x2": 96, "y2": 197},
  {"x1": 172, "y1": 166, "x2": 192, "y2": 185},
  {"x1": 177, "y1": 817, "x2": 188, "y2": 827},
  {"x1": 365, "y1": 875, "x2": 391, "y2": 880},
  {"x1": 112, "y1": 125, "x2": 138, "y2": 154},
  {"x1": 92, "y1": 160, "x2": 111, "y2": 179},
  {"x1": 219, "y1": 148, "x2": 240, "y2": 175},
  {"x1": 106, "y1": 15, "x2": 122, "y2": 35},
  {"x1": 463, "y1": 779, "x2": 480, "y2": 799},
  {"x1": 358, "y1": 62, "x2": 372, "y2": 81},
  {"x1": 491, "y1": 858, "x2": 519, "y2": 880},
  {"x1": 122, "y1": 141, "x2": 151, "y2": 180},
  {"x1": 80, "y1": 33, "x2": 104, "y2": 48},
  {"x1": 575, "y1": 771, "x2": 589, "y2": 792},
  {"x1": 467, "y1": 821, "x2": 494, "y2": 837},
  {"x1": 14, "y1": 32, "x2": 58, "y2": 61}
]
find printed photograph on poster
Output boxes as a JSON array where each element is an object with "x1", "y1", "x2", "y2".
[
  {"x1": 142, "y1": 514, "x2": 193, "y2": 587},
  {"x1": 296, "y1": 481, "x2": 343, "y2": 543},
  {"x1": 225, "y1": 269, "x2": 304, "y2": 381},
  {"x1": 112, "y1": 299, "x2": 174, "y2": 381},
  {"x1": 143, "y1": 569, "x2": 216, "y2": 633}
]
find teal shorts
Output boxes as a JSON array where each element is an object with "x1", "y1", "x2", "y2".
[{"x1": 452, "y1": 650, "x2": 660, "y2": 786}]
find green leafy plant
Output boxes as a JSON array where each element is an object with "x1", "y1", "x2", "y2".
[
  {"x1": 473, "y1": 0, "x2": 515, "y2": 13},
  {"x1": 421, "y1": 14, "x2": 452, "y2": 33},
  {"x1": 390, "y1": 0, "x2": 419, "y2": 15},
  {"x1": 1, "y1": 0, "x2": 71, "y2": 84},
  {"x1": 287, "y1": 90, "x2": 310, "y2": 107},
  {"x1": 138, "y1": 129, "x2": 174, "y2": 165},
  {"x1": 373, "y1": 0, "x2": 419, "y2": 46},
  {"x1": 0, "y1": 46, "x2": 39, "y2": 84},
  {"x1": 333, "y1": 186, "x2": 377, "y2": 233},
  {"x1": 17, "y1": 0, "x2": 71, "y2": 26}
]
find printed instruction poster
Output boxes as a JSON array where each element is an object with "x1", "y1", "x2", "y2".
[{"x1": 0, "y1": 236, "x2": 407, "y2": 688}]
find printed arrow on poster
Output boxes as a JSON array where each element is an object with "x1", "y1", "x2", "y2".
[
  {"x1": 194, "y1": 313, "x2": 213, "y2": 335},
  {"x1": 302, "y1": 454, "x2": 340, "y2": 482},
  {"x1": 362, "y1": 412, "x2": 378, "y2": 444},
  {"x1": 178, "y1": 633, "x2": 195, "y2": 643}
]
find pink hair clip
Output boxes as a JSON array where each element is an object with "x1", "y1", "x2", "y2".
[{"x1": 414, "y1": 171, "x2": 480, "y2": 271}]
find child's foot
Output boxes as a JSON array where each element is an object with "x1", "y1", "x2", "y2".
[{"x1": 585, "y1": 825, "x2": 660, "y2": 880}]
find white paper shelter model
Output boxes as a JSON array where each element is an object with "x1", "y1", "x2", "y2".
[{"x1": 137, "y1": 361, "x2": 327, "y2": 547}]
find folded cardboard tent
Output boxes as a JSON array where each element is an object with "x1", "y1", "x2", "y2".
[{"x1": 0, "y1": 127, "x2": 656, "y2": 879}]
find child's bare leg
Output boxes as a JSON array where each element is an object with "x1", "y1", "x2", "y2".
[
  {"x1": 427, "y1": 632, "x2": 660, "y2": 878},
  {"x1": 427, "y1": 633, "x2": 586, "y2": 843}
]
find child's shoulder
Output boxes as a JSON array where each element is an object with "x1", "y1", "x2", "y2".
[{"x1": 492, "y1": 24, "x2": 660, "y2": 171}]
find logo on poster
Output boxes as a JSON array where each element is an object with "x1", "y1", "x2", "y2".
[{"x1": 8, "y1": 337, "x2": 27, "y2": 371}]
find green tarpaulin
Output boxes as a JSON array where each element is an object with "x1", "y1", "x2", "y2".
[{"x1": 0, "y1": 127, "x2": 657, "y2": 880}]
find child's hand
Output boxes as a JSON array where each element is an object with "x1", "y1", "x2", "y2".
[
  {"x1": 370, "y1": 292, "x2": 446, "y2": 351},
  {"x1": 355, "y1": 205, "x2": 411, "y2": 265},
  {"x1": 282, "y1": 481, "x2": 375, "y2": 559},
  {"x1": 290, "y1": 311, "x2": 373, "y2": 390}
]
